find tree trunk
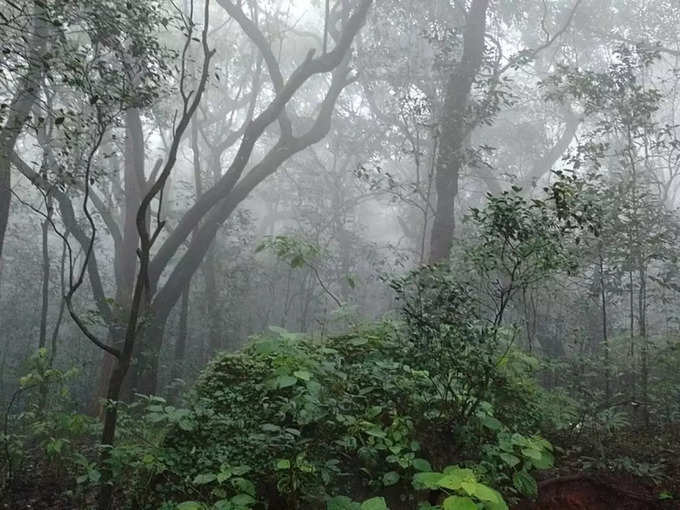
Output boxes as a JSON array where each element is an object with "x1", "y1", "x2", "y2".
[
  {"x1": 128, "y1": 315, "x2": 167, "y2": 396},
  {"x1": 599, "y1": 251, "x2": 610, "y2": 401},
  {"x1": 428, "y1": 0, "x2": 489, "y2": 263},
  {"x1": 37, "y1": 200, "x2": 53, "y2": 412},
  {"x1": 638, "y1": 264, "x2": 648, "y2": 427},
  {"x1": 128, "y1": 1, "x2": 372, "y2": 395},
  {"x1": 629, "y1": 269, "x2": 636, "y2": 402},
  {"x1": 192, "y1": 131, "x2": 221, "y2": 356},
  {"x1": 96, "y1": 358, "x2": 129, "y2": 510},
  {"x1": 0, "y1": 1, "x2": 47, "y2": 270},
  {"x1": 203, "y1": 246, "x2": 222, "y2": 353},
  {"x1": 92, "y1": 109, "x2": 145, "y2": 407},
  {"x1": 38, "y1": 200, "x2": 52, "y2": 350},
  {"x1": 120, "y1": 109, "x2": 145, "y2": 301},
  {"x1": 172, "y1": 283, "x2": 190, "y2": 389}
]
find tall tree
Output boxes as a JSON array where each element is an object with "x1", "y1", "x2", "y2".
[
  {"x1": 0, "y1": 1, "x2": 47, "y2": 275},
  {"x1": 429, "y1": 0, "x2": 490, "y2": 262},
  {"x1": 128, "y1": 0, "x2": 373, "y2": 394}
]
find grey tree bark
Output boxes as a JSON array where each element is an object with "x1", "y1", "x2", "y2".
[
  {"x1": 0, "y1": 2, "x2": 47, "y2": 274},
  {"x1": 428, "y1": 0, "x2": 490, "y2": 263}
]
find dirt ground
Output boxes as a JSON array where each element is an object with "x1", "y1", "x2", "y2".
[{"x1": 514, "y1": 473, "x2": 679, "y2": 510}]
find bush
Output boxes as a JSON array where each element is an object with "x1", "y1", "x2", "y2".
[{"x1": 117, "y1": 322, "x2": 552, "y2": 509}]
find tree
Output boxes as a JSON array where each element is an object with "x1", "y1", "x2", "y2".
[
  {"x1": 547, "y1": 45, "x2": 680, "y2": 424},
  {"x1": 428, "y1": 0, "x2": 490, "y2": 262},
  {"x1": 5, "y1": 1, "x2": 214, "y2": 507},
  {"x1": 127, "y1": 0, "x2": 373, "y2": 395},
  {"x1": 0, "y1": 1, "x2": 48, "y2": 276}
]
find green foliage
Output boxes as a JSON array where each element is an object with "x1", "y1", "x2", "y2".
[
  {"x1": 256, "y1": 235, "x2": 322, "y2": 269},
  {"x1": 469, "y1": 189, "x2": 581, "y2": 286},
  {"x1": 143, "y1": 325, "x2": 431, "y2": 508},
  {"x1": 411, "y1": 465, "x2": 507, "y2": 510},
  {"x1": 390, "y1": 266, "x2": 507, "y2": 425},
  {"x1": 479, "y1": 430, "x2": 553, "y2": 498},
  {"x1": 1, "y1": 349, "x2": 97, "y2": 493},
  {"x1": 107, "y1": 322, "x2": 552, "y2": 509}
]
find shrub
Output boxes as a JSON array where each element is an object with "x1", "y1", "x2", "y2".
[{"x1": 117, "y1": 323, "x2": 551, "y2": 509}]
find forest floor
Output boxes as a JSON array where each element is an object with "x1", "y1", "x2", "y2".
[
  {"x1": 3, "y1": 426, "x2": 680, "y2": 509},
  {"x1": 2, "y1": 472, "x2": 679, "y2": 509},
  {"x1": 1, "y1": 471, "x2": 75, "y2": 510},
  {"x1": 514, "y1": 473, "x2": 677, "y2": 509},
  {"x1": 514, "y1": 423, "x2": 680, "y2": 509}
]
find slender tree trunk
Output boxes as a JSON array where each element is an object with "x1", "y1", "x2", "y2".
[
  {"x1": 629, "y1": 270, "x2": 636, "y2": 401},
  {"x1": 90, "y1": 327, "x2": 124, "y2": 416},
  {"x1": 96, "y1": 358, "x2": 129, "y2": 510},
  {"x1": 599, "y1": 251, "x2": 610, "y2": 401},
  {"x1": 38, "y1": 200, "x2": 53, "y2": 412},
  {"x1": 98, "y1": 213, "x2": 156, "y2": 509},
  {"x1": 120, "y1": 109, "x2": 145, "y2": 302},
  {"x1": 38, "y1": 199, "x2": 52, "y2": 350},
  {"x1": 49, "y1": 240, "x2": 68, "y2": 367},
  {"x1": 92, "y1": 109, "x2": 145, "y2": 407},
  {"x1": 638, "y1": 264, "x2": 648, "y2": 427},
  {"x1": 0, "y1": 1, "x2": 47, "y2": 270},
  {"x1": 193, "y1": 143, "x2": 221, "y2": 355},
  {"x1": 129, "y1": 316, "x2": 167, "y2": 396},
  {"x1": 203, "y1": 248, "x2": 221, "y2": 353},
  {"x1": 172, "y1": 283, "x2": 190, "y2": 389},
  {"x1": 428, "y1": 0, "x2": 489, "y2": 263}
]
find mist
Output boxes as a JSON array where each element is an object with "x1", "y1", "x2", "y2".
[{"x1": 2, "y1": 1, "x2": 680, "y2": 509}]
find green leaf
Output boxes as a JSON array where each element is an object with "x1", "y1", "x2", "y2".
[
  {"x1": 327, "y1": 496, "x2": 360, "y2": 510},
  {"x1": 232, "y1": 465, "x2": 250, "y2": 475},
  {"x1": 276, "y1": 459, "x2": 291, "y2": 470},
  {"x1": 534, "y1": 451, "x2": 554, "y2": 470},
  {"x1": 438, "y1": 468, "x2": 476, "y2": 490},
  {"x1": 442, "y1": 496, "x2": 477, "y2": 510},
  {"x1": 520, "y1": 448, "x2": 542, "y2": 460},
  {"x1": 274, "y1": 375, "x2": 298, "y2": 389},
  {"x1": 360, "y1": 497, "x2": 388, "y2": 510},
  {"x1": 192, "y1": 473, "x2": 217, "y2": 485},
  {"x1": 178, "y1": 418, "x2": 195, "y2": 431},
  {"x1": 412, "y1": 458, "x2": 432, "y2": 472},
  {"x1": 511, "y1": 433, "x2": 529, "y2": 447},
  {"x1": 293, "y1": 370, "x2": 312, "y2": 381},
  {"x1": 499, "y1": 453, "x2": 520, "y2": 468},
  {"x1": 231, "y1": 493, "x2": 256, "y2": 506},
  {"x1": 513, "y1": 471, "x2": 538, "y2": 498},
  {"x1": 290, "y1": 254, "x2": 305, "y2": 268},
  {"x1": 412, "y1": 472, "x2": 443, "y2": 490},
  {"x1": 217, "y1": 468, "x2": 232, "y2": 483},
  {"x1": 658, "y1": 491, "x2": 674, "y2": 500},
  {"x1": 443, "y1": 466, "x2": 474, "y2": 478},
  {"x1": 363, "y1": 427, "x2": 387, "y2": 438},
  {"x1": 480, "y1": 415, "x2": 503, "y2": 431},
  {"x1": 383, "y1": 471, "x2": 400, "y2": 486},
  {"x1": 460, "y1": 481, "x2": 504, "y2": 505},
  {"x1": 231, "y1": 477, "x2": 256, "y2": 496},
  {"x1": 177, "y1": 502, "x2": 205, "y2": 510}
]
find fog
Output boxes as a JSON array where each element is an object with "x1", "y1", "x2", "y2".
[{"x1": 2, "y1": 1, "x2": 680, "y2": 509}]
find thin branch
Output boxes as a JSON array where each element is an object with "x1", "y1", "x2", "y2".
[
  {"x1": 494, "y1": 0, "x2": 584, "y2": 77},
  {"x1": 9, "y1": 188, "x2": 120, "y2": 358}
]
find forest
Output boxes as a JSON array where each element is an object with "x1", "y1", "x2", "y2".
[{"x1": 2, "y1": 0, "x2": 680, "y2": 509}]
